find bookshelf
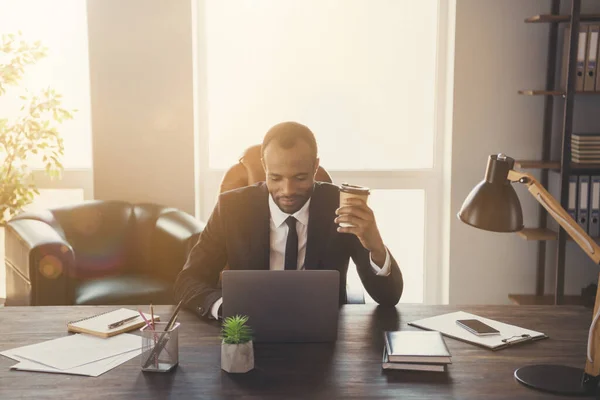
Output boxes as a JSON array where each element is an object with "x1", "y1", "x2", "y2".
[
  {"x1": 517, "y1": 228, "x2": 558, "y2": 241},
  {"x1": 518, "y1": 90, "x2": 600, "y2": 95},
  {"x1": 514, "y1": 161, "x2": 600, "y2": 171},
  {"x1": 525, "y1": 14, "x2": 600, "y2": 23},
  {"x1": 511, "y1": 0, "x2": 600, "y2": 306},
  {"x1": 514, "y1": 160, "x2": 561, "y2": 169},
  {"x1": 517, "y1": 228, "x2": 600, "y2": 242}
]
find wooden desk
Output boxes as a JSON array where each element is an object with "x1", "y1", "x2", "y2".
[{"x1": 0, "y1": 304, "x2": 594, "y2": 399}]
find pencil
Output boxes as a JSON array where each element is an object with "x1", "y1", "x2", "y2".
[
  {"x1": 142, "y1": 300, "x2": 184, "y2": 369},
  {"x1": 150, "y1": 304, "x2": 155, "y2": 329}
]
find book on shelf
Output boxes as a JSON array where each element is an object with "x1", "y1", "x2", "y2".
[
  {"x1": 572, "y1": 151, "x2": 600, "y2": 158},
  {"x1": 571, "y1": 134, "x2": 600, "y2": 164},
  {"x1": 383, "y1": 331, "x2": 452, "y2": 364},
  {"x1": 571, "y1": 157, "x2": 600, "y2": 164},
  {"x1": 572, "y1": 133, "x2": 600, "y2": 140}
]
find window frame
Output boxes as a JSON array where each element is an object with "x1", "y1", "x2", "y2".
[{"x1": 192, "y1": 0, "x2": 452, "y2": 304}]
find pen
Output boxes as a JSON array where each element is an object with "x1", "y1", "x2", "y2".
[{"x1": 107, "y1": 315, "x2": 139, "y2": 329}]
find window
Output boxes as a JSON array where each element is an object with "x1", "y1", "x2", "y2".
[
  {"x1": 0, "y1": 0, "x2": 92, "y2": 169},
  {"x1": 197, "y1": 0, "x2": 446, "y2": 304},
  {"x1": 205, "y1": 0, "x2": 437, "y2": 171}
]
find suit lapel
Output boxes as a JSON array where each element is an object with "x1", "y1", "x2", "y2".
[
  {"x1": 304, "y1": 183, "x2": 334, "y2": 270},
  {"x1": 248, "y1": 183, "x2": 270, "y2": 270}
]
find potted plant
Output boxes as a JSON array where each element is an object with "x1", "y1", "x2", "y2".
[
  {"x1": 0, "y1": 31, "x2": 75, "y2": 225},
  {"x1": 0, "y1": 31, "x2": 74, "y2": 299},
  {"x1": 220, "y1": 314, "x2": 254, "y2": 373}
]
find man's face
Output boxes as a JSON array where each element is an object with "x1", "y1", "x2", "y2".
[{"x1": 262, "y1": 140, "x2": 319, "y2": 214}]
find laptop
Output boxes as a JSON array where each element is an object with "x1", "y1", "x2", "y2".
[{"x1": 221, "y1": 270, "x2": 340, "y2": 343}]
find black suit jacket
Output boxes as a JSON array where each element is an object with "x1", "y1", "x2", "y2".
[{"x1": 174, "y1": 182, "x2": 403, "y2": 317}]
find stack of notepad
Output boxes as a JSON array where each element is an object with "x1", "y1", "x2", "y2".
[
  {"x1": 572, "y1": 134, "x2": 600, "y2": 164},
  {"x1": 382, "y1": 331, "x2": 451, "y2": 372}
]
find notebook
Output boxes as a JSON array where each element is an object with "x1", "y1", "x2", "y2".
[
  {"x1": 384, "y1": 331, "x2": 452, "y2": 364},
  {"x1": 382, "y1": 348, "x2": 446, "y2": 372},
  {"x1": 67, "y1": 308, "x2": 159, "y2": 338},
  {"x1": 408, "y1": 311, "x2": 548, "y2": 351}
]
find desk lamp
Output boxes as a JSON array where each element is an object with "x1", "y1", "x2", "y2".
[{"x1": 458, "y1": 153, "x2": 600, "y2": 396}]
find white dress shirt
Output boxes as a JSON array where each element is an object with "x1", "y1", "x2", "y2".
[{"x1": 210, "y1": 194, "x2": 392, "y2": 319}]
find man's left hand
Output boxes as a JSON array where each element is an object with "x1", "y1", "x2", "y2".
[{"x1": 335, "y1": 197, "x2": 387, "y2": 266}]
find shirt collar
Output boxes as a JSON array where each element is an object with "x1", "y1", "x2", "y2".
[{"x1": 268, "y1": 194, "x2": 311, "y2": 228}]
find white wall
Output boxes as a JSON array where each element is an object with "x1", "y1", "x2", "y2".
[
  {"x1": 87, "y1": 0, "x2": 196, "y2": 215},
  {"x1": 449, "y1": 0, "x2": 600, "y2": 304}
]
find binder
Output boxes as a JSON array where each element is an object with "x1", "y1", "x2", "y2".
[
  {"x1": 568, "y1": 174, "x2": 578, "y2": 221},
  {"x1": 584, "y1": 25, "x2": 599, "y2": 91},
  {"x1": 549, "y1": 171, "x2": 578, "y2": 221},
  {"x1": 562, "y1": 26, "x2": 588, "y2": 91},
  {"x1": 577, "y1": 175, "x2": 590, "y2": 232},
  {"x1": 577, "y1": 26, "x2": 588, "y2": 91},
  {"x1": 596, "y1": 25, "x2": 600, "y2": 91},
  {"x1": 590, "y1": 175, "x2": 600, "y2": 237}
]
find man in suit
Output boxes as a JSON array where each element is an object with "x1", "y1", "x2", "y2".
[{"x1": 174, "y1": 121, "x2": 403, "y2": 319}]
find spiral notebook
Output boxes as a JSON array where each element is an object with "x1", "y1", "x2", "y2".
[
  {"x1": 67, "y1": 308, "x2": 159, "y2": 338},
  {"x1": 408, "y1": 311, "x2": 548, "y2": 351}
]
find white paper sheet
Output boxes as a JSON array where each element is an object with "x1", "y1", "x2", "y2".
[
  {"x1": 8, "y1": 348, "x2": 140, "y2": 377},
  {"x1": 1, "y1": 333, "x2": 141, "y2": 370}
]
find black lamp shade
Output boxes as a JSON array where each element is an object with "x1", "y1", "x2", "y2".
[{"x1": 457, "y1": 154, "x2": 524, "y2": 233}]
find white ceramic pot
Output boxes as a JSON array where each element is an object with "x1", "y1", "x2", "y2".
[{"x1": 221, "y1": 340, "x2": 254, "y2": 373}]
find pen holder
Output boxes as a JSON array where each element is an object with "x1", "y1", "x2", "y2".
[{"x1": 141, "y1": 322, "x2": 180, "y2": 372}]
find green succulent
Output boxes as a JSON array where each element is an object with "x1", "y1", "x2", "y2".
[{"x1": 221, "y1": 315, "x2": 253, "y2": 345}]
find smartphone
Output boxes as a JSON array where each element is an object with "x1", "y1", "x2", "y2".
[{"x1": 456, "y1": 319, "x2": 500, "y2": 336}]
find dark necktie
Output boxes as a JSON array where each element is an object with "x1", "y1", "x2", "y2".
[{"x1": 285, "y1": 216, "x2": 298, "y2": 270}]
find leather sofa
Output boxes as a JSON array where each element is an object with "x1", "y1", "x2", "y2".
[{"x1": 4, "y1": 201, "x2": 204, "y2": 306}]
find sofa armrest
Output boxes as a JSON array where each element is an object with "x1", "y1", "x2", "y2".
[
  {"x1": 5, "y1": 219, "x2": 75, "y2": 306},
  {"x1": 149, "y1": 210, "x2": 205, "y2": 285}
]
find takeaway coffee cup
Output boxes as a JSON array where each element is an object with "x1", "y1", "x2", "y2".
[{"x1": 338, "y1": 183, "x2": 370, "y2": 228}]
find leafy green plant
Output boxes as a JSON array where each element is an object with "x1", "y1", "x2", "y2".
[
  {"x1": 221, "y1": 315, "x2": 253, "y2": 345},
  {"x1": 0, "y1": 31, "x2": 76, "y2": 225}
]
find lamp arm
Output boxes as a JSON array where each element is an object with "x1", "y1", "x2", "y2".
[{"x1": 508, "y1": 169, "x2": 600, "y2": 379}]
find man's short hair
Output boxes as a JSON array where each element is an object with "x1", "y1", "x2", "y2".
[{"x1": 261, "y1": 121, "x2": 318, "y2": 160}]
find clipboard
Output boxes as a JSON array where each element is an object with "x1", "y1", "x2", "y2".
[{"x1": 407, "y1": 311, "x2": 548, "y2": 351}]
